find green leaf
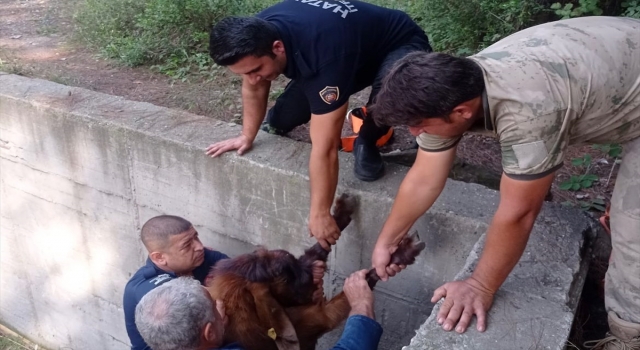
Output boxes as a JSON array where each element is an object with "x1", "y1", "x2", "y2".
[
  {"x1": 592, "y1": 204, "x2": 606, "y2": 212},
  {"x1": 584, "y1": 174, "x2": 599, "y2": 181},
  {"x1": 581, "y1": 180, "x2": 593, "y2": 188},
  {"x1": 559, "y1": 181, "x2": 574, "y2": 190},
  {"x1": 592, "y1": 198, "x2": 606, "y2": 205},
  {"x1": 571, "y1": 158, "x2": 584, "y2": 166},
  {"x1": 583, "y1": 154, "x2": 592, "y2": 165},
  {"x1": 572, "y1": 183, "x2": 581, "y2": 191},
  {"x1": 609, "y1": 147, "x2": 622, "y2": 158},
  {"x1": 550, "y1": 2, "x2": 562, "y2": 9},
  {"x1": 561, "y1": 201, "x2": 575, "y2": 207}
]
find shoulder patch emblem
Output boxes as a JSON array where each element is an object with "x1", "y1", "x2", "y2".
[{"x1": 319, "y1": 86, "x2": 339, "y2": 105}]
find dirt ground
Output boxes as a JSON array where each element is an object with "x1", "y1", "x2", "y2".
[{"x1": 0, "y1": 0, "x2": 616, "y2": 348}]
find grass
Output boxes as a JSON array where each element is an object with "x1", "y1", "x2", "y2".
[{"x1": 0, "y1": 332, "x2": 43, "y2": 350}]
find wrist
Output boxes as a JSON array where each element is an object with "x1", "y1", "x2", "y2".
[
  {"x1": 376, "y1": 233, "x2": 402, "y2": 250},
  {"x1": 468, "y1": 273, "x2": 498, "y2": 295},
  {"x1": 240, "y1": 131, "x2": 255, "y2": 143},
  {"x1": 349, "y1": 303, "x2": 374, "y2": 319},
  {"x1": 309, "y1": 208, "x2": 331, "y2": 220}
]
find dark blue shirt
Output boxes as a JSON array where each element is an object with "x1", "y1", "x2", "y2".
[
  {"x1": 123, "y1": 249, "x2": 228, "y2": 350},
  {"x1": 214, "y1": 315, "x2": 383, "y2": 350},
  {"x1": 257, "y1": 0, "x2": 429, "y2": 115}
]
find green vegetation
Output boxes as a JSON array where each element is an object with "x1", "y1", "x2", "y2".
[
  {"x1": 73, "y1": 0, "x2": 279, "y2": 78},
  {"x1": 73, "y1": 0, "x2": 640, "y2": 78},
  {"x1": 560, "y1": 144, "x2": 622, "y2": 212},
  {"x1": 0, "y1": 332, "x2": 43, "y2": 350}
]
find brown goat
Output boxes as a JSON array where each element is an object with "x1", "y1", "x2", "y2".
[{"x1": 206, "y1": 194, "x2": 425, "y2": 350}]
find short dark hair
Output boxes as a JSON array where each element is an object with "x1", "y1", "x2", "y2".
[
  {"x1": 141, "y1": 215, "x2": 192, "y2": 251},
  {"x1": 209, "y1": 16, "x2": 280, "y2": 66},
  {"x1": 370, "y1": 52, "x2": 485, "y2": 127}
]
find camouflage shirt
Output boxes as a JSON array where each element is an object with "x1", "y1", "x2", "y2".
[{"x1": 417, "y1": 16, "x2": 640, "y2": 179}]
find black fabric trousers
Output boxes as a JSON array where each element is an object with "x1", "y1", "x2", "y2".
[{"x1": 265, "y1": 39, "x2": 432, "y2": 143}]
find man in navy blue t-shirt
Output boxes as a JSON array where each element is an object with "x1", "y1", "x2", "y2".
[
  {"x1": 206, "y1": 0, "x2": 431, "y2": 252},
  {"x1": 123, "y1": 215, "x2": 229, "y2": 350}
]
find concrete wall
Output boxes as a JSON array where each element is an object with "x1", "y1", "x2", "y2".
[{"x1": 0, "y1": 74, "x2": 592, "y2": 350}]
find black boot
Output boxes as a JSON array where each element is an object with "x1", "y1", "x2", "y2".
[
  {"x1": 353, "y1": 136, "x2": 384, "y2": 181},
  {"x1": 260, "y1": 120, "x2": 288, "y2": 136}
]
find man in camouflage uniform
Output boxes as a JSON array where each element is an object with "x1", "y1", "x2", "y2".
[{"x1": 369, "y1": 16, "x2": 640, "y2": 349}]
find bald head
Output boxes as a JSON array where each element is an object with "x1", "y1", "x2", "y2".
[{"x1": 141, "y1": 215, "x2": 192, "y2": 251}]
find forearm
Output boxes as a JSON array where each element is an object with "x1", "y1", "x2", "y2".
[
  {"x1": 377, "y1": 149, "x2": 455, "y2": 247},
  {"x1": 471, "y1": 207, "x2": 538, "y2": 293},
  {"x1": 240, "y1": 79, "x2": 270, "y2": 142},
  {"x1": 309, "y1": 145, "x2": 339, "y2": 218}
]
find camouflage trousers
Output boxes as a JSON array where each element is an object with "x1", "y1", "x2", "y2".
[{"x1": 605, "y1": 136, "x2": 640, "y2": 324}]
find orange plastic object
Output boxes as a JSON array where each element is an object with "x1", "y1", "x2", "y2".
[{"x1": 341, "y1": 108, "x2": 393, "y2": 152}]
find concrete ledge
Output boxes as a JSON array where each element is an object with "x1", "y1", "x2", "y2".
[
  {"x1": 405, "y1": 205, "x2": 594, "y2": 350},
  {"x1": 0, "y1": 74, "x2": 592, "y2": 350}
]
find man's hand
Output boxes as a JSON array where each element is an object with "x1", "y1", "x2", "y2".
[
  {"x1": 309, "y1": 213, "x2": 341, "y2": 250},
  {"x1": 343, "y1": 270, "x2": 374, "y2": 318},
  {"x1": 371, "y1": 240, "x2": 405, "y2": 282},
  {"x1": 205, "y1": 134, "x2": 253, "y2": 158},
  {"x1": 311, "y1": 261, "x2": 326, "y2": 303},
  {"x1": 430, "y1": 277, "x2": 494, "y2": 333}
]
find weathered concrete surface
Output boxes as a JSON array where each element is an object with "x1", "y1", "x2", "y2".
[
  {"x1": 0, "y1": 73, "x2": 592, "y2": 350},
  {"x1": 404, "y1": 206, "x2": 594, "y2": 350}
]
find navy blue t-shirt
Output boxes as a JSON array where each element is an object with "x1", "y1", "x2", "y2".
[
  {"x1": 123, "y1": 249, "x2": 228, "y2": 350},
  {"x1": 257, "y1": 0, "x2": 429, "y2": 115}
]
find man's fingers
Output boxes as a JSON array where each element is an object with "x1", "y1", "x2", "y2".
[
  {"x1": 317, "y1": 239, "x2": 331, "y2": 250},
  {"x1": 385, "y1": 266, "x2": 397, "y2": 277},
  {"x1": 355, "y1": 269, "x2": 368, "y2": 279},
  {"x1": 442, "y1": 303, "x2": 463, "y2": 332},
  {"x1": 374, "y1": 266, "x2": 388, "y2": 282},
  {"x1": 435, "y1": 291, "x2": 453, "y2": 325},
  {"x1": 237, "y1": 143, "x2": 249, "y2": 155},
  {"x1": 386, "y1": 263, "x2": 403, "y2": 275},
  {"x1": 431, "y1": 285, "x2": 447, "y2": 303},
  {"x1": 205, "y1": 144, "x2": 219, "y2": 155},
  {"x1": 475, "y1": 303, "x2": 487, "y2": 332},
  {"x1": 455, "y1": 309, "x2": 474, "y2": 333}
]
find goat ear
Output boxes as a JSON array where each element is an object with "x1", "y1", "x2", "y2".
[{"x1": 247, "y1": 283, "x2": 300, "y2": 350}]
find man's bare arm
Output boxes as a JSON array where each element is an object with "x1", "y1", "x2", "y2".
[
  {"x1": 308, "y1": 103, "x2": 349, "y2": 250},
  {"x1": 471, "y1": 171, "x2": 555, "y2": 292},
  {"x1": 205, "y1": 77, "x2": 271, "y2": 157},
  {"x1": 372, "y1": 147, "x2": 456, "y2": 280}
]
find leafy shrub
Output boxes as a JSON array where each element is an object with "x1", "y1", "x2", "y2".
[
  {"x1": 621, "y1": 0, "x2": 640, "y2": 17},
  {"x1": 401, "y1": 0, "x2": 544, "y2": 54},
  {"x1": 74, "y1": 0, "x2": 634, "y2": 75},
  {"x1": 74, "y1": 0, "x2": 278, "y2": 70},
  {"x1": 551, "y1": 0, "x2": 603, "y2": 19}
]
